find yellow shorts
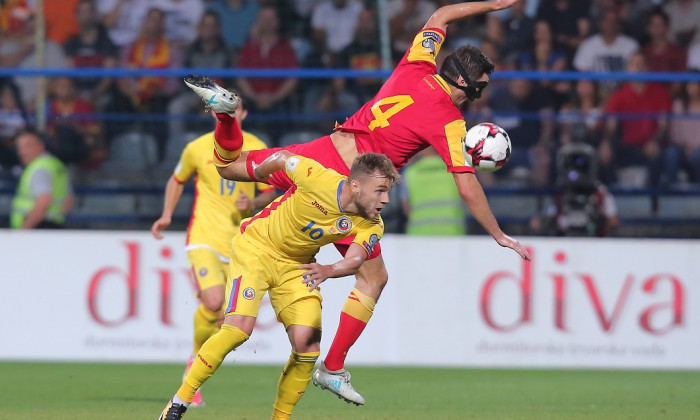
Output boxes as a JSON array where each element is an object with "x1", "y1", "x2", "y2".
[
  {"x1": 187, "y1": 247, "x2": 229, "y2": 295},
  {"x1": 224, "y1": 238, "x2": 322, "y2": 330}
]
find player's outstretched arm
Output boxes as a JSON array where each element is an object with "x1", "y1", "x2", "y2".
[
  {"x1": 453, "y1": 172, "x2": 531, "y2": 260},
  {"x1": 151, "y1": 176, "x2": 185, "y2": 239},
  {"x1": 425, "y1": 0, "x2": 522, "y2": 32},
  {"x1": 301, "y1": 244, "x2": 368, "y2": 291}
]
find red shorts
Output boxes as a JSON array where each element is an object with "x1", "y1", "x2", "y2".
[{"x1": 246, "y1": 134, "x2": 382, "y2": 260}]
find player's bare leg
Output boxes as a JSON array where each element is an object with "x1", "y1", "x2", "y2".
[{"x1": 313, "y1": 256, "x2": 387, "y2": 405}]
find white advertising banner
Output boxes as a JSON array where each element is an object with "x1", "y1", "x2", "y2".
[{"x1": 1, "y1": 231, "x2": 698, "y2": 369}]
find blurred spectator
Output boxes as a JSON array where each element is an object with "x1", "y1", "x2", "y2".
[
  {"x1": 573, "y1": 11, "x2": 638, "y2": 74},
  {"x1": 118, "y1": 7, "x2": 182, "y2": 150},
  {"x1": 621, "y1": 0, "x2": 661, "y2": 42},
  {"x1": 501, "y1": 0, "x2": 534, "y2": 63},
  {"x1": 335, "y1": 8, "x2": 383, "y2": 104},
  {"x1": 488, "y1": 79, "x2": 555, "y2": 186},
  {"x1": 537, "y1": 0, "x2": 591, "y2": 58},
  {"x1": 0, "y1": 14, "x2": 69, "y2": 108},
  {"x1": 47, "y1": 77, "x2": 104, "y2": 169},
  {"x1": 152, "y1": 0, "x2": 204, "y2": 47},
  {"x1": 530, "y1": 142, "x2": 618, "y2": 237},
  {"x1": 518, "y1": 20, "x2": 566, "y2": 73},
  {"x1": 64, "y1": 0, "x2": 119, "y2": 105},
  {"x1": 401, "y1": 147, "x2": 466, "y2": 235},
  {"x1": 96, "y1": 0, "x2": 150, "y2": 47},
  {"x1": 0, "y1": 82, "x2": 27, "y2": 169},
  {"x1": 664, "y1": 0, "x2": 700, "y2": 48},
  {"x1": 0, "y1": 0, "x2": 32, "y2": 38},
  {"x1": 45, "y1": 0, "x2": 81, "y2": 45},
  {"x1": 601, "y1": 53, "x2": 671, "y2": 187},
  {"x1": 558, "y1": 80, "x2": 603, "y2": 146},
  {"x1": 237, "y1": 6, "x2": 299, "y2": 141},
  {"x1": 311, "y1": 0, "x2": 363, "y2": 54},
  {"x1": 388, "y1": 0, "x2": 435, "y2": 56},
  {"x1": 168, "y1": 11, "x2": 233, "y2": 136},
  {"x1": 665, "y1": 80, "x2": 700, "y2": 185},
  {"x1": 641, "y1": 8, "x2": 686, "y2": 73},
  {"x1": 688, "y1": 42, "x2": 700, "y2": 71},
  {"x1": 10, "y1": 131, "x2": 74, "y2": 229},
  {"x1": 207, "y1": 0, "x2": 259, "y2": 50}
]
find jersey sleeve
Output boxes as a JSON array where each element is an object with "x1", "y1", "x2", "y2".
[
  {"x1": 401, "y1": 28, "x2": 446, "y2": 68},
  {"x1": 284, "y1": 155, "x2": 327, "y2": 189},
  {"x1": 352, "y1": 218, "x2": 384, "y2": 257},
  {"x1": 431, "y1": 118, "x2": 475, "y2": 174},
  {"x1": 256, "y1": 182, "x2": 275, "y2": 193},
  {"x1": 173, "y1": 143, "x2": 197, "y2": 183}
]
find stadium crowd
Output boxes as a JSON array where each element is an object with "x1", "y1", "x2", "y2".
[{"x1": 1, "y1": 0, "x2": 700, "y2": 231}]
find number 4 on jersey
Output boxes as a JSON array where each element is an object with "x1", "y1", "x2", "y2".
[{"x1": 368, "y1": 95, "x2": 414, "y2": 131}]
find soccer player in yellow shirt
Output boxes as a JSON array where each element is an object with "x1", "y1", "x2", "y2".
[
  {"x1": 157, "y1": 151, "x2": 400, "y2": 420},
  {"x1": 151, "y1": 99, "x2": 276, "y2": 407}
]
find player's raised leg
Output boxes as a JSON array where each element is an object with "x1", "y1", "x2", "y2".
[
  {"x1": 184, "y1": 74, "x2": 243, "y2": 166},
  {"x1": 312, "y1": 255, "x2": 387, "y2": 405}
]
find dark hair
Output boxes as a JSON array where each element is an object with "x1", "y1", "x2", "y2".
[
  {"x1": 440, "y1": 45, "x2": 495, "y2": 82},
  {"x1": 648, "y1": 6, "x2": 669, "y2": 26},
  {"x1": 349, "y1": 153, "x2": 401, "y2": 185}
]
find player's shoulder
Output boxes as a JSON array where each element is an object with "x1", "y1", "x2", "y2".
[{"x1": 242, "y1": 130, "x2": 268, "y2": 151}]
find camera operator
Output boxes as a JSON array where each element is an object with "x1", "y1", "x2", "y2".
[{"x1": 530, "y1": 143, "x2": 618, "y2": 237}]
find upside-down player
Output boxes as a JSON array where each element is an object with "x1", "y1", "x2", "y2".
[
  {"x1": 158, "y1": 152, "x2": 400, "y2": 420},
  {"x1": 151, "y1": 98, "x2": 276, "y2": 407},
  {"x1": 184, "y1": 0, "x2": 531, "y2": 405}
]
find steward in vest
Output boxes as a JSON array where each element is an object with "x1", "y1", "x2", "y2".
[
  {"x1": 402, "y1": 148, "x2": 467, "y2": 235},
  {"x1": 11, "y1": 132, "x2": 73, "y2": 229}
]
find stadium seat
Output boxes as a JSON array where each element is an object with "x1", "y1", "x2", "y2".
[
  {"x1": 137, "y1": 192, "x2": 194, "y2": 218},
  {"x1": 614, "y1": 195, "x2": 653, "y2": 218},
  {"x1": 163, "y1": 132, "x2": 200, "y2": 166},
  {"x1": 99, "y1": 132, "x2": 160, "y2": 182},
  {"x1": 278, "y1": 130, "x2": 324, "y2": 148},
  {"x1": 73, "y1": 194, "x2": 137, "y2": 216},
  {"x1": 657, "y1": 196, "x2": 700, "y2": 218},
  {"x1": 486, "y1": 194, "x2": 540, "y2": 219}
]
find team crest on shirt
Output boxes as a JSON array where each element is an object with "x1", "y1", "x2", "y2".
[
  {"x1": 242, "y1": 287, "x2": 255, "y2": 300},
  {"x1": 421, "y1": 38, "x2": 436, "y2": 55},
  {"x1": 335, "y1": 216, "x2": 352, "y2": 233},
  {"x1": 362, "y1": 234, "x2": 379, "y2": 254},
  {"x1": 199, "y1": 267, "x2": 208, "y2": 277}
]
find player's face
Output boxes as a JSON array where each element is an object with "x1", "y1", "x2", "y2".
[
  {"x1": 456, "y1": 73, "x2": 490, "y2": 109},
  {"x1": 352, "y1": 171, "x2": 392, "y2": 219}
]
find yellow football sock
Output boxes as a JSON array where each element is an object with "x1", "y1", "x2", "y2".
[
  {"x1": 343, "y1": 288, "x2": 376, "y2": 322},
  {"x1": 177, "y1": 324, "x2": 249, "y2": 403},
  {"x1": 193, "y1": 304, "x2": 220, "y2": 355},
  {"x1": 272, "y1": 351, "x2": 319, "y2": 416}
]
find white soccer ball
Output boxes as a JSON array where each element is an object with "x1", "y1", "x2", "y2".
[{"x1": 462, "y1": 122, "x2": 512, "y2": 172}]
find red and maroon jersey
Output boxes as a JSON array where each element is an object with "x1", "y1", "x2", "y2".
[{"x1": 337, "y1": 28, "x2": 474, "y2": 174}]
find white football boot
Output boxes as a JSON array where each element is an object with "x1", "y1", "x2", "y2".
[
  {"x1": 312, "y1": 364, "x2": 366, "y2": 406},
  {"x1": 183, "y1": 74, "x2": 239, "y2": 117}
]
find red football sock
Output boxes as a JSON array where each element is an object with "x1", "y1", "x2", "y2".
[
  {"x1": 324, "y1": 313, "x2": 368, "y2": 371},
  {"x1": 213, "y1": 113, "x2": 243, "y2": 165},
  {"x1": 324, "y1": 288, "x2": 376, "y2": 371}
]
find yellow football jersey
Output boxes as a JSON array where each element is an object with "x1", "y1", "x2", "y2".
[
  {"x1": 239, "y1": 156, "x2": 384, "y2": 264},
  {"x1": 174, "y1": 131, "x2": 273, "y2": 258}
]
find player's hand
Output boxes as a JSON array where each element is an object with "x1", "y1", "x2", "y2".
[
  {"x1": 496, "y1": 234, "x2": 531, "y2": 260},
  {"x1": 151, "y1": 216, "x2": 171, "y2": 239},
  {"x1": 236, "y1": 191, "x2": 252, "y2": 211},
  {"x1": 300, "y1": 263, "x2": 329, "y2": 291}
]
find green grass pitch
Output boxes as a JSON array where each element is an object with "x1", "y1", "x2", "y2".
[{"x1": 2, "y1": 362, "x2": 699, "y2": 419}]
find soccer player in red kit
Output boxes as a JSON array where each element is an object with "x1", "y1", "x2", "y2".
[{"x1": 184, "y1": 0, "x2": 530, "y2": 405}]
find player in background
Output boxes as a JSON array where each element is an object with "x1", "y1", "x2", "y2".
[
  {"x1": 158, "y1": 152, "x2": 400, "y2": 420},
  {"x1": 184, "y1": 0, "x2": 530, "y2": 405},
  {"x1": 151, "y1": 98, "x2": 276, "y2": 407}
]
